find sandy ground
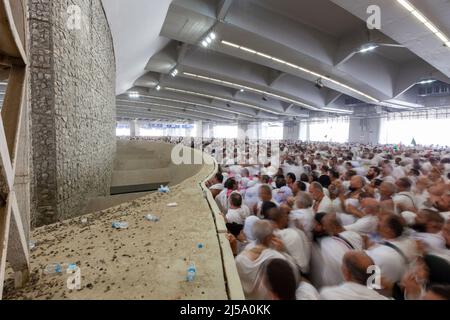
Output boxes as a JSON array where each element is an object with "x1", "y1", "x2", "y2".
[{"x1": 3, "y1": 163, "x2": 228, "y2": 300}]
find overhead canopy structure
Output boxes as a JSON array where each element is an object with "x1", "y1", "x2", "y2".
[{"x1": 103, "y1": 0, "x2": 450, "y2": 123}]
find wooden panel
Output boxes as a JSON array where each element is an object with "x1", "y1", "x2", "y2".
[
  {"x1": 0, "y1": 117, "x2": 14, "y2": 193},
  {"x1": 0, "y1": 0, "x2": 29, "y2": 297},
  {"x1": 6, "y1": 192, "x2": 29, "y2": 271},
  {"x1": 0, "y1": 191, "x2": 13, "y2": 299},
  {"x1": 1, "y1": 65, "x2": 25, "y2": 161},
  {"x1": 0, "y1": 1, "x2": 19, "y2": 59},
  {"x1": 0, "y1": 0, "x2": 27, "y2": 63},
  {"x1": 7, "y1": 0, "x2": 26, "y2": 52}
]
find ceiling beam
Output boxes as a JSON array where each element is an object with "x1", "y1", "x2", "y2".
[
  {"x1": 177, "y1": 43, "x2": 191, "y2": 64},
  {"x1": 116, "y1": 101, "x2": 235, "y2": 120},
  {"x1": 216, "y1": 0, "x2": 234, "y2": 21},
  {"x1": 117, "y1": 108, "x2": 222, "y2": 122}
]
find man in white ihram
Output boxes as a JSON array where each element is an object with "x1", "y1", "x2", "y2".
[
  {"x1": 309, "y1": 182, "x2": 333, "y2": 214},
  {"x1": 317, "y1": 213, "x2": 363, "y2": 287},
  {"x1": 320, "y1": 251, "x2": 389, "y2": 300},
  {"x1": 235, "y1": 219, "x2": 298, "y2": 299}
]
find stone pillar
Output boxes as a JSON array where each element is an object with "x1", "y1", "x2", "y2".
[
  {"x1": 283, "y1": 121, "x2": 300, "y2": 140},
  {"x1": 29, "y1": 0, "x2": 116, "y2": 226}
]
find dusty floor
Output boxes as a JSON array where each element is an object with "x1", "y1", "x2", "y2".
[{"x1": 3, "y1": 164, "x2": 228, "y2": 300}]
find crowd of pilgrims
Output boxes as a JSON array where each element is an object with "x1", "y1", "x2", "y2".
[{"x1": 201, "y1": 140, "x2": 450, "y2": 300}]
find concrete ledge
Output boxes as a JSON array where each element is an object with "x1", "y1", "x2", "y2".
[{"x1": 196, "y1": 148, "x2": 245, "y2": 300}]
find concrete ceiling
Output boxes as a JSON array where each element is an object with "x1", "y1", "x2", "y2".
[
  {"x1": 104, "y1": 0, "x2": 450, "y2": 123},
  {"x1": 101, "y1": 0, "x2": 173, "y2": 94}
]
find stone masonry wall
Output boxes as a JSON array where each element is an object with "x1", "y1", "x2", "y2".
[{"x1": 29, "y1": 0, "x2": 116, "y2": 226}]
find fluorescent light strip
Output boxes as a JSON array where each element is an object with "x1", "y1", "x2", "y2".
[
  {"x1": 164, "y1": 87, "x2": 282, "y2": 115},
  {"x1": 116, "y1": 100, "x2": 233, "y2": 120},
  {"x1": 379, "y1": 102, "x2": 414, "y2": 110},
  {"x1": 129, "y1": 94, "x2": 254, "y2": 118},
  {"x1": 183, "y1": 72, "x2": 353, "y2": 114},
  {"x1": 117, "y1": 108, "x2": 218, "y2": 121},
  {"x1": 221, "y1": 40, "x2": 379, "y2": 102},
  {"x1": 321, "y1": 107, "x2": 353, "y2": 114},
  {"x1": 397, "y1": 0, "x2": 450, "y2": 47}
]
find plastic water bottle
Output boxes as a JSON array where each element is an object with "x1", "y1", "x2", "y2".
[
  {"x1": 112, "y1": 221, "x2": 129, "y2": 229},
  {"x1": 186, "y1": 263, "x2": 196, "y2": 282},
  {"x1": 144, "y1": 214, "x2": 160, "y2": 222},
  {"x1": 29, "y1": 240, "x2": 37, "y2": 251},
  {"x1": 158, "y1": 185, "x2": 170, "y2": 193},
  {"x1": 44, "y1": 263, "x2": 63, "y2": 275},
  {"x1": 44, "y1": 263, "x2": 77, "y2": 275}
]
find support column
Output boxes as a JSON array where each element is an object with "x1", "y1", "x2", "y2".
[
  {"x1": 238, "y1": 121, "x2": 249, "y2": 139},
  {"x1": 349, "y1": 117, "x2": 381, "y2": 144},
  {"x1": 194, "y1": 121, "x2": 203, "y2": 138},
  {"x1": 247, "y1": 122, "x2": 259, "y2": 139},
  {"x1": 130, "y1": 119, "x2": 140, "y2": 137},
  {"x1": 202, "y1": 122, "x2": 212, "y2": 138},
  {"x1": 283, "y1": 121, "x2": 300, "y2": 140},
  {"x1": 209, "y1": 123, "x2": 214, "y2": 138}
]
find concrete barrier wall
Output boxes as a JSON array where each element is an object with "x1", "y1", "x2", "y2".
[{"x1": 194, "y1": 148, "x2": 245, "y2": 300}]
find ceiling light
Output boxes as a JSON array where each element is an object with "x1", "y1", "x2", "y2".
[
  {"x1": 397, "y1": 0, "x2": 450, "y2": 48},
  {"x1": 397, "y1": 0, "x2": 414, "y2": 12},
  {"x1": 379, "y1": 101, "x2": 414, "y2": 110},
  {"x1": 202, "y1": 40, "x2": 208, "y2": 47},
  {"x1": 240, "y1": 89, "x2": 244, "y2": 92},
  {"x1": 156, "y1": 85, "x2": 161, "y2": 91},
  {"x1": 221, "y1": 40, "x2": 379, "y2": 103},
  {"x1": 256, "y1": 52, "x2": 272, "y2": 59},
  {"x1": 358, "y1": 44, "x2": 378, "y2": 53},
  {"x1": 321, "y1": 107, "x2": 353, "y2": 114},
  {"x1": 411, "y1": 10, "x2": 427, "y2": 23},
  {"x1": 424, "y1": 21, "x2": 438, "y2": 34},
  {"x1": 435, "y1": 32, "x2": 448, "y2": 43},
  {"x1": 240, "y1": 46, "x2": 256, "y2": 54},
  {"x1": 417, "y1": 79, "x2": 436, "y2": 85},
  {"x1": 206, "y1": 37, "x2": 212, "y2": 44},
  {"x1": 128, "y1": 92, "x2": 140, "y2": 98},
  {"x1": 209, "y1": 32, "x2": 216, "y2": 40},
  {"x1": 221, "y1": 40, "x2": 239, "y2": 48}
]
